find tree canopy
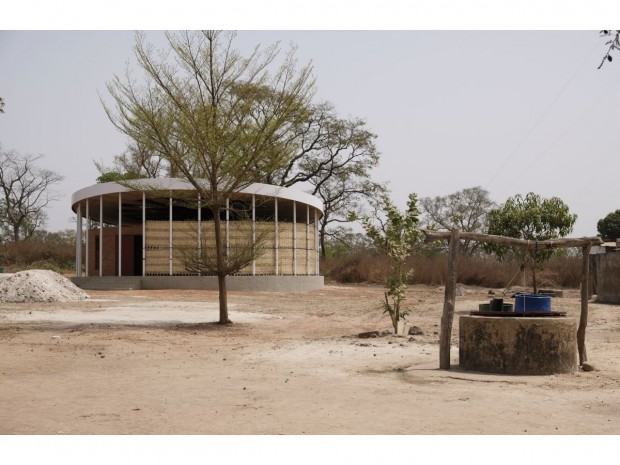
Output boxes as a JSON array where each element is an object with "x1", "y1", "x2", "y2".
[
  {"x1": 597, "y1": 210, "x2": 620, "y2": 242},
  {"x1": 485, "y1": 192, "x2": 576, "y2": 292},
  {"x1": 258, "y1": 101, "x2": 385, "y2": 256},
  {"x1": 101, "y1": 91, "x2": 384, "y2": 258},
  {"x1": 420, "y1": 186, "x2": 495, "y2": 255}
]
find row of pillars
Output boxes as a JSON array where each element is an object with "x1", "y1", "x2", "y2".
[{"x1": 75, "y1": 193, "x2": 320, "y2": 277}]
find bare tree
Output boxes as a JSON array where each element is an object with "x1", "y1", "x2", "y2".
[
  {"x1": 420, "y1": 186, "x2": 496, "y2": 254},
  {"x1": 99, "y1": 98, "x2": 384, "y2": 256},
  {"x1": 260, "y1": 102, "x2": 384, "y2": 255},
  {"x1": 104, "y1": 30, "x2": 314, "y2": 324},
  {"x1": 0, "y1": 150, "x2": 63, "y2": 243},
  {"x1": 311, "y1": 167, "x2": 385, "y2": 257}
]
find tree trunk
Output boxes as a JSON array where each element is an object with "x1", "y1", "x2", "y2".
[
  {"x1": 13, "y1": 224, "x2": 20, "y2": 243},
  {"x1": 439, "y1": 228, "x2": 459, "y2": 370},
  {"x1": 212, "y1": 205, "x2": 231, "y2": 324},
  {"x1": 217, "y1": 273, "x2": 230, "y2": 324}
]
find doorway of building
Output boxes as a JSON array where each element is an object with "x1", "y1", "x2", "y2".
[{"x1": 114, "y1": 235, "x2": 143, "y2": 276}]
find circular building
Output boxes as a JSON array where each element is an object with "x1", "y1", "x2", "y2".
[{"x1": 70, "y1": 179, "x2": 324, "y2": 291}]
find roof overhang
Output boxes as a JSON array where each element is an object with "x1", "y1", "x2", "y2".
[{"x1": 71, "y1": 179, "x2": 324, "y2": 216}]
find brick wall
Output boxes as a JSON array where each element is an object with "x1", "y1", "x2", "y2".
[{"x1": 87, "y1": 226, "x2": 142, "y2": 276}]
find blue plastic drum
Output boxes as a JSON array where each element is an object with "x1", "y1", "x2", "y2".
[{"x1": 514, "y1": 293, "x2": 552, "y2": 312}]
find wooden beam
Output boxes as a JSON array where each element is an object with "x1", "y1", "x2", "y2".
[
  {"x1": 423, "y1": 230, "x2": 602, "y2": 250},
  {"x1": 440, "y1": 228, "x2": 460, "y2": 370},
  {"x1": 578, "y1": 243, "x2": 592, "y2": 365}
]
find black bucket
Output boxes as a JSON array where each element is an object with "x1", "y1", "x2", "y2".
[{"x1": 489, "y1": 298, "x2": 504, "y2": 312}]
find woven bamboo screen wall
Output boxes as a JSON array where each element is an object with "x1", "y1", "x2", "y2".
[
  {"x1": 144, "y1": 221, "x2": 171, "y2": 275},
  {"x1": 144, "y1": 219, "x2": 317, "y2": 275}
]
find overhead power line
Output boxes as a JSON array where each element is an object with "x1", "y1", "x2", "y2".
[{"x1": 485, "y1": 38, "x2": 602, "y2": 191}]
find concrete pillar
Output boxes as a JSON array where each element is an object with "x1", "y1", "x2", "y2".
[
  {"x1": 293, "y1": 200, "x2": 297, "y2": 276},
  {"x1": 306, "y1": 205, "x2": 310, "y2": 276},
  {"x1": 252, "y1": 194, "x2": 256, "y2": 276},
  {"x1": 99, "y1": 195, "x2": 103, "y2": 277},
  {"x1": 275, "y1": 197, "x2": 279, "y2": 276},
  {"x1": 315, "y1": 209, "x2": 319, "y2": 275},
  {"x1": 142, "y1": 192, "x2": 146, "y2": 276},
  {"x1": 118, "y1": 192, "x2": 122, "y2": 277},
  {"x1": 197, "y1": 194, "x2": 201, "y2": 276},
  {"x1": 85, "y1": 199, "x2": 90, "y2": 277},
  {"x1": 169, "y1": 197, "x2": 173, "y2": 276},
  {"x1": 75, "y1": 203, "x2": 82, "y2": 277},
  {"x1": 226, "y1": 198, "x2": 230, "y2": 262}
]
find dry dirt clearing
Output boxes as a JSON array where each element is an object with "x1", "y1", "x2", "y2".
[{"x1": 0, "y1": 284, "x2": 619, "y2": 435}]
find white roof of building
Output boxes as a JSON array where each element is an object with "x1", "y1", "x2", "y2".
[{"x1": 71, "y1": 179, "x2": 324, "y2": 214}]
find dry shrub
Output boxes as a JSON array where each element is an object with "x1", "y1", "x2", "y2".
[
  {"x1": 408, "y1": 255, "x2": 446, "y2": 285},
  {"x1": 411, "y1": 254, "x2": 521, "y2": 288},
  {"x1": 0, "y1": 240, "x2": 76, "y2": 272},
  {"x1": 323, "y1": 251, "x2": 391, "y2": 284},
  {"x1": 541, "y1": 255, "x2": 581, "y2": 288},
  {"x1": 323, "y1": 252, "x2": 582, "y2": 289}
]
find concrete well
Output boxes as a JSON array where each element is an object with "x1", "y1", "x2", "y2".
[{"x1": 459, "y1": 315, "x2": 577, "y2": 375}]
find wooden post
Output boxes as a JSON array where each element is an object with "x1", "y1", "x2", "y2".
[
  {"x1": 440, "y1": 228, "x2": 460, "y2": 370},
  {"x1": 577, "y1": 243, "x2": 591, "y2": 365}
]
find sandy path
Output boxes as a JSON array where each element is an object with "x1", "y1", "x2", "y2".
[{"x1": 0, "y1": 284, "x2": 619, "y2": 434}]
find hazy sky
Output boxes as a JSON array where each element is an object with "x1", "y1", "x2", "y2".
[{"x1": 1, "y1": 29, "x2": 618, "y2": 237}]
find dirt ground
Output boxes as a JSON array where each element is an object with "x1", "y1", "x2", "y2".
[{"x1": 0, "y1": 283, "x2": 619, "y2": 435}]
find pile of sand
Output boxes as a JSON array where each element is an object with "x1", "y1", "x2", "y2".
[{"x1": 0, "y1": 270, "x2": 89, "y2": 303}]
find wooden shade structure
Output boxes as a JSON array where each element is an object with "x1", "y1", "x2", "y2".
[{"x1": 423, "y1": 230, "x2": 603, "y2": 370}]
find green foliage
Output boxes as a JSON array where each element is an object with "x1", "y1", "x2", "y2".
[
  {"x1": 104, "y1": 30, "x2": 315, "y2": 324},
  {"x1": 96, "y1": 171, "x2": 140, "y2": 184},
  {"x1": 359, "y1": 194, "x2": 423, "y2": 332},
  {"x1": 485, "y1": 192, "x2": 576, "y2": 292},
  {"x1": 322, "y1": 226, "x2": 373, "y2": 258},
  {"x1": 597, "y1": 210, "x2": 620, "y2": 242}
]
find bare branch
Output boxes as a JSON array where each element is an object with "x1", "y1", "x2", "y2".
[{"x1": 0, "y1": 150, "x2": 63, "y2": 242}]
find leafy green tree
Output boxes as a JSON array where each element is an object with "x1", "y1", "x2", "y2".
[
  {"x1": 419, "y1": 186, "x2": 496, "y2": 255},
  {"x1": 31, "y1": 228, "x2": 76, "y2": 246},
  {"x1": 359, "y1": 194, "x2": 423, "y2": 333},
  {"x1": 597, "y1": 210, "x2": 620, "y2": 242},
  {"x1": 104, "y1": 30, "x2": 314, "y2": 324},
  {"x1": 322, "y1": 226, "x2": 373, "y2": 258},
  {"x1": 95, "y1": 170, "x2": 140, "y2": 184},
  {"x1": 485, "y1": 192, "x2": 576, "y2": 293}
]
